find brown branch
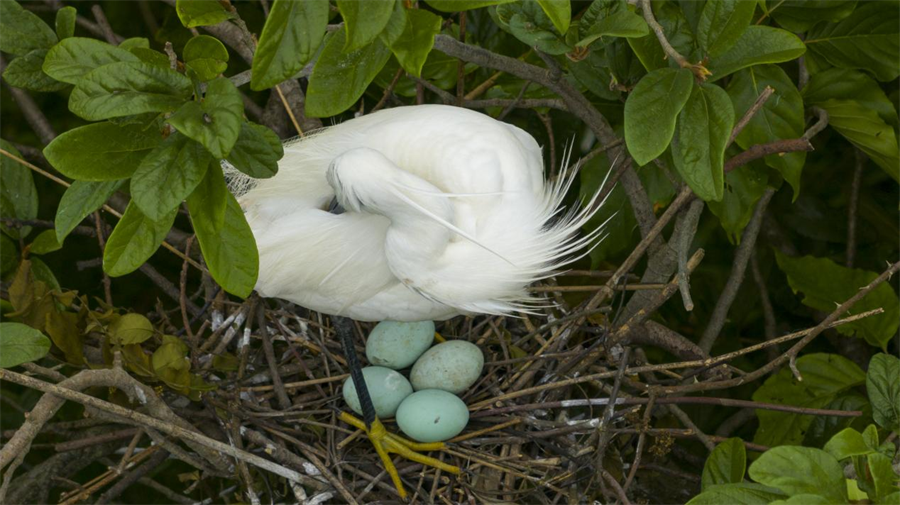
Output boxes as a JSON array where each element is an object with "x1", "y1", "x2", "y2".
[
  {"x1": 847, "y1": 149, "x2": 866, "y2": 267},
  {"x1": 730, "y1": 86, "x2": 775, "y2": 145},
  {"x1": 90, "y1": 5, "x2": 118, "y2": 45},
  {"x1": 724, "y1": 138, "x2": 814, "y2": 173}
]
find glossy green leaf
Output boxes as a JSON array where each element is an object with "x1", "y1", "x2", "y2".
[
  {"x1": 130, "y1": 47, "x2": 172, "y2": 69},
  {"x1": 55, "y1": 6, "x2": 76, "y2": 40},
  {"x1": 750, "y1": 447, "x2": 847, "y2": 504},
  {"x1": 426, "y1": 0, "x2": 517, "y2": 11},
  {"x1": 686, "y1": 483, "x2": 786, "y2": 505},
  {"x1": 54, "y1": 180, "x2": 123, "y2": 243},
  {"x1": 816, "y1": 99, "x2": 900, "y2": 182},
  {"x1": 768, "y1": 0, "x2": 857, "y2": 33},
  {"x1": 103, "y1": 201, "x2": 178, "y2": 277},
  {"x1": 118, "y1": 38, "x2": 150, "y2": 51},
  {"x1": 338, "y1": 0, "x2": 395, "y2": 52},
  {"x1": 2, "y1": 49, "x2": 68, "y2": 92},
  {"x1": 30, "y1": 230, "x2": 62, "y2": 255},
  {"x1": 225, "y1": 122, "x2": 283, "y2": 179},
  {"x1": 672, "y1": 83, "x2": 734, "y2": 201},
  {"x1": 701, "y1": 438, "x2": 746, "y2": 490},
  {"x1": 806, "y1": 2, "x2": 900, "y2": 82},
  {"x1": 167, "y1": 77, "x2": 243, "y2": 158},
  {"x1": 0, "y1": 0, "x2": 57, "y2": 56},
  {"x1": 0, "y1": 140, "x2": 38, "y2": 240},
  {"x1": 726, "y1": 65, "x2": 805, "y2": 198},
  {"x1": 43, "y1": 122, "x2": 163, "y2": 181},
  {"x1": 0, "y1": 322, "x2": 51, "y2": 369},
  {"x1": 69, "y1": 61, "x2": 192, "y2": 121},
  {"x1": 697, "y1": 0, "x2": 755, "y2": 57},
  {"x1": 43, "y1": 37, "x2": 139, "y2": 85},
  {"x1": 867, "y1": 354, "x2": 900, "y2": 431},
  {"x1": 802, "y1": 68, "x2": 897, "y2": 128},
  {"x1": 867, "y1": 453, "x2": 897, "y2": 502},
  {"x1": 382, "y1": 8, "x2": 442, "y2": 78},
  {"x1": 306, "y1": 29, "x2": 392, "y2": 117},
  {"x1": 824, "y1": 427, "x2": 875, "y2": 460},
  {"x1": 251, "y1": 0, "x2": 329, "y2": 91},
  {"x1": 753, "y1": 353, "x2": 866, "y2": 446},
  {"x1": 1, "y1": 235, "x2": 18, "y2": 276},
  {"x1": 569, "y1": 50, "x2": 620, "y2": 100},
  {"x1": 777, "y1": 252, "x2": 899, "y2": 348},
  {"x1": 627, "y1": 1, "x2": 695, "y2": 71},
  {"x1": 707, "y1": 26, "x2": 805, "y2": 82},
  {"x1": 495, "y1": 0, "x2": 570, "y2": 55},
  {"x1": 578, "y1": 10, "x2": 648, "y2": 46},
  {"x1": 706, "y1": 161, "x2": 768, "y2": 243},
  {"x1": 109, "y1": 313, "x2": 154, "y2": 345},
  {"x1": 624, "y1": 67, "x2": 693, "y2": 165},
  {"x1": 770, "y1": 494, "x2": 833, "y2": 505},
  {"x1": 131, "y1": 133, "x2": 212, "y2": 221},
  {"x1": 183, "y1": 35, "x2": 228, "y2": 81},
  {"x1": 536, "y1": 0, "x2": 571, "y2": 34},
  {"x1": 191, "y1": 161, "x2": 227, "y2": 228},
  {"x1": 188, "y1": 191, "x2": 258, "y2": 298},
  {"x1": 175, "y1": 0, "x2": 236, "y2": 28}
]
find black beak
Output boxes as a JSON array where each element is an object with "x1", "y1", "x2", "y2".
[{"x1": 327, "y1": 196, "x2": 345, "y2": 215}]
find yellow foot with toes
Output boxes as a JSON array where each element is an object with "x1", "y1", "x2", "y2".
[{"x1": 339, "y1": 411, "x2": 460, "y2": 500}]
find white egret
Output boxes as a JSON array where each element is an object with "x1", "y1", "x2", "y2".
[{"x1": 232, "y1": 105, "x2": 609, "y2": 499}]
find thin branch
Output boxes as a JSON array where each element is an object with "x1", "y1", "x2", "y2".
[
  {"x1": 724, "y1": 138, "x2": 814, "y2": 173},
  {"x1": 90, "y1": 5, "x2": 118, "y2": 45},
  {"x1": 730, "y1": 86, "x2": 775, "y2": 145},
  {"x1": 847, "y1": 149, "x2": 866, "y2": 268}
]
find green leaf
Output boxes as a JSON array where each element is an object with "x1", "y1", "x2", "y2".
[
  {"x1": 426, "y1": 0, "x2": 518, "y2": 11},
  {"x1": 624, "y1": 67, "x2": 693, "y2": 166},
  {"x1": 569, "y1": 50, "x2": 620, "y2": 100},
  {"x1": 43, "y1": 37, "x2": 140, "y2": 85},
  {"x1": 306, "y1": 29, "x2": 392, "y2": 117},
  {"x1": 131, "y1": 48, "x2": 172, "y2": 69},
  {"x1": 43, "y1": 122, "x2": 163, "y2": 181},
  {"x1": 183, "y1": 35, "x2": 228, "y2": 81},
  {"x1": 2, "y1": 49, "x2": 68, "y2": 92},
  {"x1": 702, "y1": 438, "x2": 746, "y2": 490},
  {"x1": 55, "y1": 180, "x2": 123, "y2": 242},
  {"x1": 109, "y1": 313, "x2": 154, "y2": 345},
  {"x1": 802, "y1": 68, "x2": 897, "y2": 128},
  {"x1": 119, "y1": 37, "x2": 150, "y2": 51},
  {"x1": 867, "y1": 354, "x2": 900, "y2": 431},
  {"x1": 191, "y1": 161, "x2": 227, "y2": 228},
  {"x1": 672, "y1": 82, "x2": 734, "y2": 201},
  {"x1": 251, "y1": 0, "x2": 329, "y2": 91},
  {"x1": 225, "y1": 122, "x2": 284, "y2": 179},
  {"x1": 0, "y1": 322, "x2": 51, "y2": 368},
  {"x1": 867, "y1": 453, "x2": 898, "y2": 502},
  {"x1": 131, "y1": 133, "x2": 212, "y2": 221},
  {"x1": 175, "y1": 0, "x2": 236, "y2": 28},
  {"x1": 1, "y1": 235, "x2": 18, "y2": 276},
  {"x1": 167, "y1": 77, "x2": 243, "y2": 158},
  {"x1": 707, "y1": 26, "x2": 805, "y2": 82},
  {"x1": 188, "y1": 191, "x2": 258, "y2": 298},
  {"x1": 0, "y1": 140, "x2": 38, "y2": 240},
  {"x1": 626, "y1": 0, "x2": 695, "y2": 71},
  {"x1": 749, "y1": 446, "x2": 848, "y2": 504},
  {"x1": 824, "y1": 427, "x2": 875, "y2": 460},
  {"x1": 686, "y1": 483, "x2": 786, "y2": 505},
  {"x1": 768, "y1": 0, "x2": 857, "y2": 33},
  {"x1": 697, "y1": 0, "x2": 755, "y2": 57},
  {"x1": 103, "y1": 201, "x2": 178, "y2": 277},
  {"x1": 30, "y1": 230, "x2": 62, "y2": 255},
  {"x1": 495, "y1": 0, "x2": 570, "y2": 55},
  {"x1": 69, "y1": 61, "x2": 192, "y2": 121},
  {"x1": 381, "y1": 8, "x2": 442, "y2": 78},
  {"x1": 816, "y1": 99, "x2": 900, "y2": 182},
  {"x1": 707, "y1": 160, "x2": 768, "y2": 243},
  {"x1": 338, "y1": 0, "x2": 396, "y2": 52},
  {"x1": 536, "y1": 0, "x2": 571, "y2": 34},
  {"x1": 806, "y1": 2, "x2": 900, "y2": 82},
  {"x1": 578, "y1": 10, "x2": 648, "y2": 46},
  {"x1": 726, "y1": 65, "x2": 805, "y2": 198},
  {"x1": 580, "y1": 152, "x2": 638, "y2": 264},
  {"x1": 753, "y1": 353, "x2": 866, "y2": 446},
  {"x1": 770, "y1": 494, "x2": 834, "y2": 505},
  {"x1": 0, "y1": 0, "x2": 57, "y2": 56},
  {"x1": 880, "y1": 492, "x2": 900, "y2": 505},
  {"x1": 55, "y1": 6, "x2": 76, "y2": 40},
  {"x1": 775, "y1": 252, "x2": 900, "y2": 348}
]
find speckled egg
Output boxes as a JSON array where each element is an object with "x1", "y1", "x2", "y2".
[
  {"x1": 410, "y1": 340, "x2": 484, "y2": 394},
  {"x1": 365, "y1": 321, "x2": 435, "y2": 370},
  {"x1": 396, "y1": 389, "x2": 469, "y2": 442},
  {"x1": 342, "y1": 366, "x2": 413, "y2": 418}
]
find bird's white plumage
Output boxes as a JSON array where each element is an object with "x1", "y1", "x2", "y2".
[{"x1": 234, "y1": 105, "x2": 607, "y2": 321}]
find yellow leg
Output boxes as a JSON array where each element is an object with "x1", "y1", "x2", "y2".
[{"x1": 339, "y1": 411, "x2": 460, "y2": 500}]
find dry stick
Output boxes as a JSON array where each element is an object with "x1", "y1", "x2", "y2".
[
  {"x1": 496, "y1": 82, "x2": 531, "y2": 121},
  {"x1": 668, "y1": 404, "x2": 715, "y2": 451},
  {"x1": 90, "y1": 5, "x2": 118, "y2": 45},
  {"x1": 180, "y1": 236, "x2": 196, "y2": 344},
  {"x1": 0, "y1": 369, "x2": 321, "y2": 488},
  {"x1": 595, "y1": 346, "x2": 632, "y2": 471},
  {"x1": 622, "y1": 394, "x2": 656, "y2": 494},
  {"x1": 371, "y1": 67, "x2": 404, "y2": 113},
  {"x1": 0, "y1": 149, "x2": 205, "y2": 272},
  {"x1": 0, "y1": 56, "x2": 57, "y2": 145},
  {"x1": 698, "y1": 187, "x2": 776, "y2": 354},
  {"x1": 730, "y1": 87, "x2": 775, "y2": 145},
  {"x1": 847, "y1": 149, "x2": 866, "y2": 268},
  {"x1": 640, "y1": 0, "x2": 689, "y2": 68},
  {"x1": 93, "y1": 212, "x2": 114, "y2": 305},
  {"x1": 274, "y1": 84, "x2": 304, "y2": 137},
  {"x1": 657, "y1": 260, "x2": 900, "y2": 395},
  {"x1": 456, "y1": 11, "x2": 467, "y2": 103},
  {"x1": 676, "y1": 200, "x2": 705, "y2": 311},
  {"x1": 601, "y1": 468, "x2": 632, "y2": 505},
  {"x1": 723, "y1": 138, "x2": 813, "y2": 173},
  {"x1": 749, "y1": 251, "x2": 779, "y2": 362},
  {"x1": 258, "y1": 307, "x2": 291, "y2": 410}
]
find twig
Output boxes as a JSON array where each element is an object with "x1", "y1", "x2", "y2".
[
  {"x1": 676, "y1": 200, "x2": 704, "y2": 311},
  {"x1": 93, "y1": 212, "x2": 113, "y2": 305},
  {"x1": 698, "y1": 188, "x2": 776, "y2": 354},
  {"x1": 90, "y1": 5, "x2": 118, "y2": 45},
  {"x1": 802, "y1": 107, "x2": 829, "y2": 140},
  {"x1": 371, "y1": 68, "x2": 404, "y2": 114},
  {"x1": 496, "y1": 82, "x2": 531, "y2": 121},
  {"x1": 723, "y1": 138, "x2": 813, "y2": 173},
  {"x1": 0, "y1": 56, "x2": 57, "y2": 145},
  {"x1": 730, "y1": 86, "x2": 775, "y2": 145},
  {"x1": 274, "y1": 84, "x2": 304, "y2": 137},
  {"x1": 639, "y1": 0, "x2": 688, "y2": 69},
  {"x1": 668, "y1": 404, "x2": 715, "y2": 451},
  {"x1": 846, "y1": 149, "x2": 865, "y2": 268},
  {"x1": 750, "y1": 251, "x2": 779, "y2": 362},
  {"x1": 600, "y1": 468, "x2": 631, "y2": 505}
]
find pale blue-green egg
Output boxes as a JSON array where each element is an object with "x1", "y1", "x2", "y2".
[
  {"x1": 365, "y1": 321, "x2": 435, "y2": 370},
  {"x1": 342, "y1": 366, "x2": 413, "y2": 418},
  {"x1": 410, "y1": 340, "x2": 483, "y2": 394},
  {"x1": 396, "y1": 389, "x2": 469, "y2": 442}
]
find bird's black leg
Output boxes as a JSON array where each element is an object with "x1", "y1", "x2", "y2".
[{"x1": 332, "y1": 316, "x2": 376, "y2": 428}]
